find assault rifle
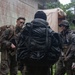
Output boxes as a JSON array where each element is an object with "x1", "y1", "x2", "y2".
[{"x1": 61, "y1": 44, "x2": 72, "y2": 67}]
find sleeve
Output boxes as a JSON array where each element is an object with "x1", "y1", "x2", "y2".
[
  {"x1": 51, "y1": 32, "x2": 61, "y2": 58},
  {"x1": 51, "y1": 32, "x2": 62, "y2": 49},
  {"x1": 66, "y1": 33, "x2": 75, "y2": 59}
]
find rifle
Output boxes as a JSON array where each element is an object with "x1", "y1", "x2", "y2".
[
  {"x1": 61, "y1": 44, "x2": 72, "y2": 67},
  {"x1": 64, "y1": 44, "x2": 72, "y2": 60}
]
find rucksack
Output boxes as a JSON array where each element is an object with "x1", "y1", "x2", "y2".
[
  {"x1": 0, "y1": 25, "x2": 9, "y2": 51},
  {"x1": 0, "y1": 25, "x2": 12, "y2": 42},
  {"x1": 0, "y1": 25, "x2": 15, "y2": 52},
  {"x1": 0, "y1": 25, "x2": 9, "y2": 36},
  {"x1": 17, "y1": 19, "x2": 61, "y2": 66}
]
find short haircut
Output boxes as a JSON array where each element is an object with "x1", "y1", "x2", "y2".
[{"x1": 17, "y1": 17, "x2": 26, "y2": 21}]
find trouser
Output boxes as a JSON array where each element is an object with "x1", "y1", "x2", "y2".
[
  {"x1": 55, "y1": 59, "x2": 73, "y2": 75},
  {"x1": 9, "y1": 54, "x2": 18, "y2": 75},
  {"x1": 25, "y1": 66, "x2": 50, "y2": 75},
  {"x1": 0, "y1": 50, "x2": 9, "y2": 75},
  {"x1": 72, "y1": 69, "x2": 75, "y2": 75},
  {"x1": 18, "y1": 61, "x2": 26, "y2": 75},
  {"x1": 0, "y1": 60, "x2": 9, "y2": 75},
  {"x1": 0, "y1": 51, "x2": 17, "y2": 75}
]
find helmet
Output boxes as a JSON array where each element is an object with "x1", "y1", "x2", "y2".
[{"x1": 59, "y1": 20, "x2": 69, "y2": 27}]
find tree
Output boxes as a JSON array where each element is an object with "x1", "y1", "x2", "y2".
[
  {"x1": 47, "y1": 2, "x2": 75, "y2": 12},
  {"x1": 47, "y1": 2, "x2": 60, "y2": 9},
  {"x1": 47, "y1": 2, "x2": 75, "y2": 29}
]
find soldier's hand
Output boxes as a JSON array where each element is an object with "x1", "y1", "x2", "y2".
[
  {"x1": 72, "y1": 62, "x2": 75, "y2": 70},
  {"x1": 11, "y1": 43, "x2": 16, "y2": 49}
]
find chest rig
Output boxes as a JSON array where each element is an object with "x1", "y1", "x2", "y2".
[{"x1": 62, "y1": 31, "x2": 71, "y2": 54}]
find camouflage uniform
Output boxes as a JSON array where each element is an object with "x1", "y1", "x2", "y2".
[
  {"x1": 0, "y1": 26, "x2": 24, "y2": 75},
  {"x1": 10, "y1": 26, "x2": 26, "y2": 75},
  {"x1": 0, "y1": 27, "x2": 15, "y2": 75},
  {"x1": 9, "y1": 26, "x2": 22, "y2": 75},
  {"x1": 16, "y1": 26, "x2": 26, "y2": 75},
  {"x1": 55, "y1": 20, "x2": 75, "y2": 75}
]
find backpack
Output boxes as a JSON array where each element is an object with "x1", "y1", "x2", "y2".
[
  {"x1": 17, "y1": 19, "x2": 61, "y2": 66},
  {"x1": 0, "y1": 25, "x2": 15, "y2": 52},
  {"x1": 0, "y1": 25, "x2": 9, "y2": 51},
  {"x1": 0, "y1": 25, "x2": 9, "y2": 36}
]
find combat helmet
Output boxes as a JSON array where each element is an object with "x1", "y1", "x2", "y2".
[{"x1": 59, "y1": 20, "x2": 69, "y2": 27}]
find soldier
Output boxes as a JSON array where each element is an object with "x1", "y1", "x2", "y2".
[
  {"x1": 10, "y1": 17, "x2": 26, "y2": 75},
  {"x1": 0, "y1": 17, "x2": 25, "y2": 75},
  {"x1": 55, "y1": 20, "x2": 75, "y2": 75},
  {"x1": 0, "y1": 25, "x2": 15, "y2": 75},
  {"x1": 14, "y1": 17, "x2": 25, "y2": 75},
  {"x1": 17, "y1": 11, "x2": 61, "y2": 75}
]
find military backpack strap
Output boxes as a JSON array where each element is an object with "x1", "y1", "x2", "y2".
[
  {"x1": 65, "y1": 31, "x2": 75, "y2": 56},
  {"x1": 46, "y1": 26, "x2": 49, "y2": 50},
  {"x1": 28, "y1": 23, "x2": 33, "y2": 56},
  {"x1": 65, "y1": 43, "x2": 72, "y2": 56}
]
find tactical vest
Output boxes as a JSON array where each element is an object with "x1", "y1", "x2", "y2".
[
  {"x1": 62, "y1": 37, "x2": 69, "y2": 54},
  {"x1": 0, "y1": 25, "x2": 14, "y2": 51},
  {"x1": 62, "y1": 31, "x2": 73, "y2": 54}
]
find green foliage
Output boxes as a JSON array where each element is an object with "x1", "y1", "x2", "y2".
[
  {"x1": 18, "y1": 71, "x2": 22, "y2": 75},
  {"x1": 47, "y1": 2, "x2": 75, "y2": 12},
  {"x1": 66, "y1": 11, "x2": 75, "y2": 22},
  {"x1": 70, "y1": 24, "x2": 75, "y2": 30},
  {"x1": 47, "y1": 2, "x2": 60, "y2": 9},
  {"x1": 47, "y1": 1, "x2": 75, "y2": 29},
  {"x1": 8, "y1": 71, "x2": 22, "y2": 75}
]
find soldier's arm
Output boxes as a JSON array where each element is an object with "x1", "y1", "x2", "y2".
[{"x1": 66, "y1": 34, "x2": 75, "y2": 60}]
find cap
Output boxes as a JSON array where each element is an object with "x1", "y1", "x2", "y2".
[{"x1": 59, "y1": 20, "x2": 69, "y2": 27}]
